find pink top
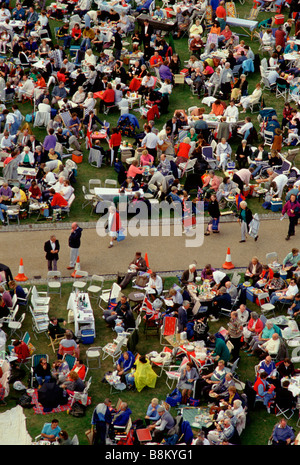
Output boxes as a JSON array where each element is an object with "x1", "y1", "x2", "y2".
[
  {"x1": 127, "y1": 164, "x2": 145, "y2": 178},
  {"x1": 140, "y1": 153, "x2": 154, "y2": 166}
]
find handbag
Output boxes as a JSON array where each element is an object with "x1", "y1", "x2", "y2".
[
  {"x1": 135, "y1": 274, "x2": 149, "y2": 287},
  {"x1": 117, "y1": 230, "x2": 125, "y2": 242},
  {"x1": 85, "y1": 428, "x2": 95, "y2": 445}
]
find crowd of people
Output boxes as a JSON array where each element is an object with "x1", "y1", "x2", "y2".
[
  {"x1": 0, "y1": 0, "x2": 298, "y2": 232},
  {"x1": 0, "y1": 0, "x2": 300, "y2": 448}
]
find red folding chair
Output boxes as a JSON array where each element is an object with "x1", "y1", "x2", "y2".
[{"x1": 160, "y1": 316, "x2": 178, "y2": 345}]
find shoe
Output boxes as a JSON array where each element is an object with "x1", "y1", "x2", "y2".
[
  {"x1": 239, "y1": 240, "x2": 246, "y2": 243},
  {"x1": 210, "y1": 317, "x2": 219, "y2": 322},
  {"x1": 255, "y1": 235, "x2": 258, "y2": 242},
  {"x1": 247, "y1": 353, "x2": 253, "y2": 357},
  {"x1": 67, "y1": 266, "x2": 74, "y2": 270},
  {"x1": 108, "y1": 244, "x2": 113, "y2": 248},
  {"x1": 285, "y1": 235, "x2": 290, "y2": 241},
  {"x1": 204, "y1": 232, "x2": 210, "y2": 236}
]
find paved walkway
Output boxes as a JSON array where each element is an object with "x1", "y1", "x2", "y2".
[{"x1": 1, "y1": 217, "x2": 297, "y2": 281}]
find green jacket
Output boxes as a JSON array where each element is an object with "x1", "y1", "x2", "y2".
[{"x1": 212, "y1": 337, "x2": 230, "y2": 363}]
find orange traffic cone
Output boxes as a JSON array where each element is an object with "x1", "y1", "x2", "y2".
[
  {"x1": 144, "y1": 253, "x2": 152, "y2": 274},
  {"x1": 14, "y1": 258, "x2": 28, "y2": 282},
  {"x1": 222, "y1": 248, "x2": 235, "y2": 270},
  {"x1": 71, "y1": 256, "x2": 81, "y2": 278}
]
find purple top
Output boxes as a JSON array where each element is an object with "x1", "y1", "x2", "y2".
[
  {"x1": 0, "y1": 186, "x2": 12, "y2": 198},
  {"x1": 159, "y1": 64, "x2": 173, "y2": 82},
  {"x1": 43, "y1": 134, "x2": 57, "y2": 151}
]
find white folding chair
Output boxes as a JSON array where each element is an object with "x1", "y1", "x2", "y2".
[{"x1": 47, "y1": 271, "x2": 62, "y2": 297}]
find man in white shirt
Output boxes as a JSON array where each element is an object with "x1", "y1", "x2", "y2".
[
  {"x1": 237, "y1": 116, "x2": 253, "y2": 136},
  {"x1": 267, "y1": 68, "x2": 280, "y2": 87},
  {"x1": 142, "y1": 125, "x2": 163, "y2": 158},
  {"x1": 60, "y1": 180, "x2": 74, "y2": 201},
  {"x1": 270, "y1": 278, "x2": 299, "y2": 306},
  {"x1": 38, "y1": 98, "x2": 51, "y2": 113},
  {"x1": 44, "y1": 167, "x2": 57, "y2": 186},
  {"x1": 52, "y1": 176, "x2": 65, "y2": 193},
  {"x1": 16, "y1": 75, "x2": 34, "y2": 101},
  {"x1": 236, "y1": 304, "x2": 249, "y2": 326},
  {"x1": 139, "y1": 73, "x2": 155, "y2": 96},
  {"x1": 260, "y1": 333, "x2": 280, "y2": 357},
  {"x1": 0, "y1": 131, "x2": 14, "y2": 150},
  {"x1": 224, "y1": 100, "x2": 239, "y2": 121}
]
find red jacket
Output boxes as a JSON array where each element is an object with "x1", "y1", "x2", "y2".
[
  {"x1": 247, "y1": 317, "x2": 264, "y2": 335},
  {"x1": 51, "y1": 193, "x2": 68, "y2": 208},
  {"x1": 110, "y1": 133, "x2": 122, "y2": 148},
  {"x1": 102, "y1": 88, "x2": 115, "y2": 104},
  {"x1": 110, "y1": 212, "x2": 121, "y2": 232},
  {"x1": 146, "y1": 104, "x2": 160, "y2": 122},
  {"x1": 15, "y1": 341, "x2": 30, "y2": 362}
]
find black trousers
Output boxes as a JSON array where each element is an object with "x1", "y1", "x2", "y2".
[
  {"x1": 232, "y1": 173, "x2": 244, "y2": 194},
  {"x1": 229, "y1": 336, "x2": 242, "y2": 362},
  {"x1": 288, "y1": 216, "x2": 297, "y2": 237}
]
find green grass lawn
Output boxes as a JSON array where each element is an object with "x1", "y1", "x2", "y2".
[{"x1": 2, "y1": 277, "x2": 300, "y2": 445}]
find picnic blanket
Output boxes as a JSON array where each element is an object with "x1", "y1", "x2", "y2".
[{"x1": 31, "y1": 388, "x2": 72, "y2": 414}]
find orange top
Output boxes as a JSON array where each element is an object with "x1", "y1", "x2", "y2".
[{"x1": 210, "y1": 103, "x2": 224, "y2": 116}]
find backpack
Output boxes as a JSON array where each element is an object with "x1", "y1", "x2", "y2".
[
  {"x1": 166, "y1": 388, "x2": 182, "y2": 407},
  {"x1": 17, "y1": 393, "x2": 34, "y2": 409},
  {"x1": 180, "y1": 420, "x2": 194, "y2": 445},
  {"x1": 68, "y1": 401, "x2": 86, "y2": 417}
]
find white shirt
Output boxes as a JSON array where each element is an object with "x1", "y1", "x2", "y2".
[
  {"x1": 147, "y1": 276, "x2": 163, "y2": 295},
  {"x1": 61, "y1": 185, "x2": 74, "y2": 201},
  {"x1": 224, "y1": 105, "x2": 239, "y2": 121},
  {"x1": 53, "y1": 180, "x2": 65, "y2": 192},
  {"x1": 45, "y1": 171, "x2": 56, "y2": 185},
  {"x1": 212, "y1": 270, "x2": 226, "y2": 284},
  {"x1": 1, "y1": 136, "x2": 13, "y2": 148},
  {"x1": 38, "y1": 103, "x2": 51, "y2": 113},
  {"x1": 286, "y1": 283, "x2": 299, "y2": 298},
  {"x1": 141, "y1": 75, "x2": 155, "y2": 88},
  {"x1": 142, "y1": 132, "x2": 161, "y2": 149},
  {"x1": 238, "y1": 122, "x2": 253, "y2": 135},
  {"x1": 20, "y1": 150, "x2": 34, "y2": 165}
]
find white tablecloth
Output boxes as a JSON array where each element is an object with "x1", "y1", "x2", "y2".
[
  {"x1": 67, "y1": 292, "x2": 95, "y2": 337},
  {"x1": 94, "y1": 187, "x2": 144, "y2": 201},
  {"x1": 226, "y1": 17, "x2": 258, "y2": 31}
]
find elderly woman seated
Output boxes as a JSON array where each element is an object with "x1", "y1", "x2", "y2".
[
  {"x1": 216, "y1": 176, "x2": 238, "y2": 203},
  {"x1": 246, "y1": 321, "x2": 279, "y2": 356},
  {"x1": 175, "y1": 137, "x2": 192, "y2": 166},
  {"x1": 178, "y1": 361, "x2": 200, "y2": 404},
  {"x1": 61, "y1": 371, "x2": 85, "y2": 396}
]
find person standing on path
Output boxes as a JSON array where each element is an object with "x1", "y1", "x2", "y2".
[
  {"x1": 281, "y1": 194, "x2": 300, "y2": 241},
  {"x1": 67, "y1": 222, "x2": 82, "y2": 270},
  {"x1": 44, "y1": 235, "x2": 60, "y2": 271},
  {"x1": 238, "y1": 200, "x2": 258, "y2": 243}
]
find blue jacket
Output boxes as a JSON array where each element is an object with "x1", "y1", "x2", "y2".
[
  {"x1": 113, "y1": 407, "x2": 132, "y2": 426},
  {"x1": 116, "y1": 351, "x2": 135, "y2": 373},
  {"x1": 69, "y1": 227, "x2": 82, "y2": 248}
]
